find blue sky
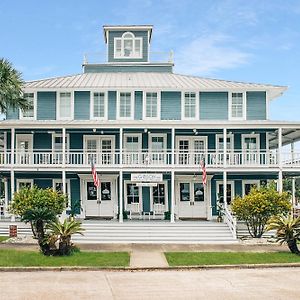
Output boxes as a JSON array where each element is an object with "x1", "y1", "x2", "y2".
[{"x1": 0, "y1": 0, "x2": 300, "y2": 120}]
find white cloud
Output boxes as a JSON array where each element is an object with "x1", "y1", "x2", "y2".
[{"x1": 174, "y1": 34, "x2": 250, "y2": 75}]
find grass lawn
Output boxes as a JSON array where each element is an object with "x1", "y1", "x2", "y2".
[
  {"x1": 0, "y1": 236, "x2": 9, "y2": 242},
  {"x1": 165, "y1": 252, "x2": 300, "y2": 266},
  {"x1": 0, "y1": 249, "x2": 130, "y2": 267}
]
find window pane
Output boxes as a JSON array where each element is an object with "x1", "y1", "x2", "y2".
[
  {"x1": 59, "y1": 92, "x2": 71, "y2": 119},
  {"x1": 184, "y1": 92, "x2": 196, "y2": 118},
  {"x1": 180, "y1": 183, "x2": 190, "y2": 201},
  {"x1": 153, "y1": 184, "x2": 165, "y2": 204},
  {"x1": 93, "y1": 92, "x2": 105, "y2": 118},
  {"x1": 120, "y1": 92, "x2": 131, "y2": 118},
  {"x1": 22, "y1": 93, "x2": 34, "y2": 118},
  {"x1": 146, "y1": 92, "x2": 158, "y2": 118},
  {"x1": 194, "y1": 183, "x2": 204, "y2": 202},
  {"x1": 231, "y1": 93, "x2": 243, "y2": 118},
  {"x1": 124, "y1": 40, "x2": 133, "y2": 57},
  {"x1": 127, "y1": 184, "x2": 139, "y2": 204},
  {"x1": 101, "y1": 182, "x2": 111, "y2": 201},
  {"x1": 218, "y1": 184, "x2": 232, "y2": 204},
  {"x1": 135, "y1": 39, "x2": 141, "y2": 57},
  {"x1": 87, "y1": 182, "x2": 97, "y2": 200},
  {"x1": 115, "y1": 39, "x2": 122, "y2": 57},
  {"x1": 152, "y1": 136, "x2": 164, "y2": 151}
]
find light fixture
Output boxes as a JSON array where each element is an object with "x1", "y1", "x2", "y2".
[
  {"x1": 144, "y1": 128, "x2": 148, "y2": 133},
  {"x1": 100, "y1": 130, "x2": 104, "y2": 135},
  {"x1": 93, "y1": 128, "x2": 96, "y2": 133},
  {"x1": 193, "y1": 129, "x2": 197, "y2": 133}
]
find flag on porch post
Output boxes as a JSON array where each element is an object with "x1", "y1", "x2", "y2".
[
  {"x1": 201, "y1": 159, "x2": 207, "y2": 185},
  {"x1": 91, "y1": 161, "x2": 100, "y2": 188}
]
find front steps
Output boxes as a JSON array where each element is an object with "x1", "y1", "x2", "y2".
[
  {"x1": 0, "y1": 220, "x2": 238, "y2": 244},
  {"x1": 72, "y1": 221, "x2": 238, "y2": 244}
]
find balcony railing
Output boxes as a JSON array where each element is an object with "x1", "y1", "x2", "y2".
[{"x1": 0, "y1": 149, "x2": 293, "y2": 168}]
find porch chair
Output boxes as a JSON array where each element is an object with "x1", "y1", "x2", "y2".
[
  {"x1": 153, "y1": 203, "x2": 165, "y2": 220},
  {"x1": 129, "y1": 202, "x2": 142, "y2": 220}
]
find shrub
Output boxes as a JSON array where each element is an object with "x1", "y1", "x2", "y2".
[{"x1": 231, "y1": 186, "x2": 291, "y2": 238}]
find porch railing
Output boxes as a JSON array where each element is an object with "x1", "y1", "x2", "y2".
[
  {"x1": 223, "y1": 206, "x2": 237, "y2": 238},
  {"x1": 1, "y1": 149, "x2": 298, "y2": 168}
]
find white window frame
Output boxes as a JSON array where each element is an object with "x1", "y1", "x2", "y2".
[
  {"x1": 83, "y1": 135, "x2": 115, "y2": 152},
  {"x1": 181, "y1": 91, "x2": 199, "y2": 120},
  {"x1": 242, "y1": 133, "x2": 260, "y2": 152},
  {"x1": 117, "y1": 91, "x2": 134, "y2": 120},
  {"x1": 57, "y1": 91, "x2": 74, "y2": 120},
  {"x1": 53, "y1": 179, "x2": 71, "y2": 207},
  {"x1": 114, "y1": 32, "x2": 143, "y2": 59},
  {"x1": 16, "y1": 179, "x2": 34, "y2": 191},
  {"x1": 143, "y1": 91, "x2": 161, "y2": 120},
  {"x1": 215, "y1": 133, "x2": 234, "y2": 152},
  {"x1": 19, "y1": 91, "x2": 37, "y2": 120},
  {"x1": 52, "y1": 133, "x2": 70, "y2": 151},
  {"x1": 176, "y1": 136, "x2": 208, "y2": 152},
  {"x1": 149, "y1": 133, "x2": 167, "y2": 152},
  {"x1": 90, "y1": 91, "x2": 108, "y2": 120},
  {"x1": 150, "y1": 180, "x2": 169, "y2": 212},
  {"x1": 124, "y1": 181, "x2": 142, "y2": 211},
  {"x1": 242, "y1": 180, "x2": 260, "y2": 197},
  {"x1": 229, "y1": 91, "x2": 246, "y2": 120}
]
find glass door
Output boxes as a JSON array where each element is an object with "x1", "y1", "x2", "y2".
[
  {"x1": 150, "y1": 135, "x2": 166, "y2": 164},
  {"x1": 100, "y1": 138, "x2": 113, "y2": 165},
  {"x1": 16, "y1": 134, "x2": 33, "y2": 164},
  {"x1": 85, "y1": 138, "x2": 98, "y2": 165},
  {"x1": 243, "y1": 135, "x2": 259, "y2": 164},
  {"x1": 194, "y1": 139, "x2": 205, "y2": 164},
  {"x1": 124, "y1": 135, "x2": 141, "y2": 164},
  {"x1": 178, "y1": 140, "x2": 189, "y2": 165}
]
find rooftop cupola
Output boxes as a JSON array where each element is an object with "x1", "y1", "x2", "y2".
[{"x1": 103, "y1": 25, "x2": 153, "y2": 63}]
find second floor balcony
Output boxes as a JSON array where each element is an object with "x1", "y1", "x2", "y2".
[{"x1": 0, "y1": 149, "x2": 298, "y2": 169}]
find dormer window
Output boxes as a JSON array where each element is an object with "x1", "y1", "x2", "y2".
[{"x1": 114, "y1": 32, "x2": 143, "y2": 59}]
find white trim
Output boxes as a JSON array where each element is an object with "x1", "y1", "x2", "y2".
[
  {"x1": 176, "y1": 136, "x2": 208, "y2": 151},
  {"x1": 142, "y1": 91, "x2": 161, "y2": 120},
  {"x1": 181, "y1": 91, "x2": 199, "y2": 120},
  {"x1": 242, "y1": 180, "x2": 260, "y2": 197},
  {"x1": 83, "y1": 134, "x2": 115, "y2": 152},
  {"x1": 16, "y1": 179, "x2": 33, "y2": 191},
  {"x1": 19, "y1": 91, "x2": 37, "y2": 120},
  {"x1": 90, "y1": 91, "x2": 108, "y2": 120},
  {"x1": 228, "y1": 91, "x2": 246, "y2": 121},
  {"x1": 56, "y1": 91, "x2": 74, "y2": 120},
  {"x1": 52, "y1": 133, "x2": 70, "y2": 151},
  {"x1": 116, "y1": 91, "x2": 134, "y2": 120}
]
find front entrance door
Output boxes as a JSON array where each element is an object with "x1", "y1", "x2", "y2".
[
  {"x1": 150, "y1": 182, "x2": 168, "y2": 216},
  {"x1": 16, "y1": 134, "x2": 33, "y2": 164},
  {"x1": 242, "y1": 134, "x2": 259, "y2": 164},
  {"x1": 177, "y1": 181, "x2": 206, "y2": 218},
  {"x1": 84, "y1": 180, "x2": 114, "y2": 217}
]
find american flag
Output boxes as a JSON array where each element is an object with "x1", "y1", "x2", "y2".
[
  {"x1": 201, "y1": 159, "x2": 207, "y2": 185},
  {"x1": 91, "y1": 161, "x2": 100, "y2": 188}
]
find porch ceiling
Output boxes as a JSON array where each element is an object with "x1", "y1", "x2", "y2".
[{"x1": 269, "y1": 128, "x2": 300, "y2": 149}]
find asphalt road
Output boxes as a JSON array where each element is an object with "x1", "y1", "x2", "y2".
[{"x1": 0, "y1": 267, "x2": 299, "y2": 300}]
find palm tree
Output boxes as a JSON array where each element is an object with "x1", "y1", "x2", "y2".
[
  {"x1": 47, "y1": 218, "x2": 84, "y2": 255},
  {"x1": 266, "y1": 215, "x2": 300, "y2": 255},
  {"x1": 0, "y1": 58, "x2": 31, "y2": 113}
]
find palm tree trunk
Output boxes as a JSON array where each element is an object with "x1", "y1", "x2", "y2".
[{"x1": 287, "y1": 239, "x2": 300, "y2": 255}]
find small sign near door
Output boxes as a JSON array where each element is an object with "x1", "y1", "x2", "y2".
[{"x1": 131, "y1": 173, "x2": 163, "y2": 182}]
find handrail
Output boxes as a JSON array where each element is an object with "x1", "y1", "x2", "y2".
[{"x1": 224, "y1": 206, "x2": 237, "y2": 238}]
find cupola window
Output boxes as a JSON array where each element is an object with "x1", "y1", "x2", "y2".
[{"x1": 114, "y1": 32, "x2": 143, "y2": 59}]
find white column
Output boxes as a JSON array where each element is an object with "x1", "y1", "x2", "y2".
[
  {"x1": 171, "y1": 170, "x2": 175, "y2": 223},
  {"x1": 291, "y1": 141, "x2": 295, "y2": 163},
  {"x1": 120, "y1": 128, "x2": 123, "y2": 165},
  {"x1": 223, "y1": 128, "x2": 227, "y2": 209},
  {"x1": 278, "y1": 127, "x2": 283, "y2": 193},
  {"x1": 171, "y1": 128, "x2": 175, "y2": 165},
  {"x1": 119, "y1": 170, "x2": 123, "y2": 223},
  {"x1": 292, "y1": 177, "x2": 296, "y2": 207},
  {"x1": 62, "y1": 128, "x2": 66, "y2": 195},
  {"x1": 10, "y1": 128, "x2": 15, "y2": 205},
  {"x1": 171, "y1": 128, "x2": 175, "y2": 223},
  {"x1": 4, "y1": 178, "x2": 8, "y2": 217},
  {"x1": 223, "y1": 171, "x2": 227, "y2": 209}
]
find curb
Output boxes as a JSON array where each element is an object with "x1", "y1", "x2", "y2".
[{"x1": 1, "y1": 263, "x2": 300, "y2": 272}]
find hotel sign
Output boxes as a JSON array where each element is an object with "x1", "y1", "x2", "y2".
[{"x1": 131, "y1": 173, "x2": 163, "y2": 182}]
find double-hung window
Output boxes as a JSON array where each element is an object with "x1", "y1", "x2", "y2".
[
  {"x1": 91, "y1": 92, "x2": 106, "y2": 119},
  {"x1": 230, "y1": 92, "x2": 245, "y2": 119},
  {"x1": 58, "y1": 92, "x2": 73, "y2": 120},
  {"x1": 20, "y1": 92, "x2": 35, "y2": 119},
  {"x1": 182, "y1": 92, "x2": 198, "y2": 119},
  {"x1": 118, "y1": 92, "x2": 133, "y2": 119},
  {"x1": 144, "y1": 92, "x2": 159, "y2": 119}
]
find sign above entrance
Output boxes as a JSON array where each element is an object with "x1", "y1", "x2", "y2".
[
  {"x1": 136, "y1": 182, "x2": 158, "y2": 187},
  {"x1": 131, "y1": 173, "x2": 163, "y2": 182}
]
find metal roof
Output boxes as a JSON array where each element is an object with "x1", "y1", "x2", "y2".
[{"x1": 24, "y1": 72, "x2": 287, "y2": 100}]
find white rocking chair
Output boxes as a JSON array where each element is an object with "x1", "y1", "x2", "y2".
[
  {"x1": 153, "y1": 203, "x2": 165, "y2": 219},
  {"x1": 129, "y1": 203, "x2": 142, "y2": 219}
]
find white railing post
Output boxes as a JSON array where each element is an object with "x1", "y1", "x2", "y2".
[
  {"x1": 278, "y1": 127, "x2": 283, "y2": 192},
  {"x1": 119, "y1": 128, "x2": 123, "y2": 223},
  {"x1": 62, "y1": 128, "x2": 66, "y2": 195},
  {"x1": 171, "y1": 170, "x2": 175, "y2": 223},
  {"x1": 223, "y1": 128, "x2": 228, "y2": 209},
  {"x1": 10, "y1": 128, "x2": 15, "y2": 221}
]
